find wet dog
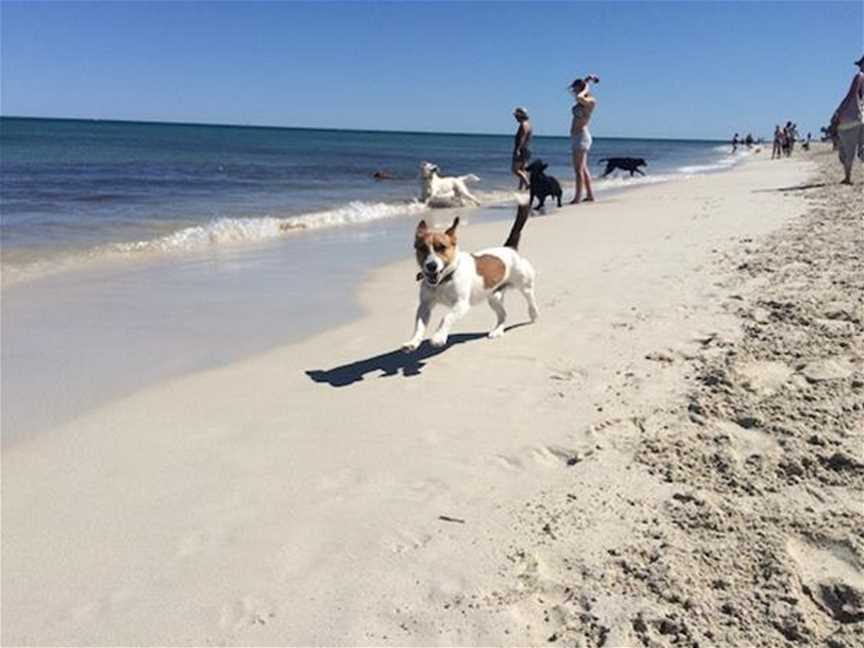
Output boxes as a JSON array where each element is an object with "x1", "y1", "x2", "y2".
[
  {"x1": 525, "y1": 159, "x2": 563, "y2": 209},
  {"x1": 418, "y1": 161, "x2": 480, "y2": 207},
  {"x1": 403, "y1": 199, "x2": 538, "y2": 350},
  {"x1": 598, "y1": 157, "x2": 647, "y2": 177}
]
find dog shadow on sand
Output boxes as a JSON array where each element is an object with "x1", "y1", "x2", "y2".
[
  {"x1": 305, "y1": 333, "x2": 484, "y2": 387},
  {"x1": 305, "y1": 324, "x2": 530, "y2": 388}
]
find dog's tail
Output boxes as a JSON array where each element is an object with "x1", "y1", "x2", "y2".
[
  {"x1": 460, "y1": 174, "x2": 480, "y2": 183},
  {"x1": 503, "y1": 196, "x2": 531, "y2": 250}
]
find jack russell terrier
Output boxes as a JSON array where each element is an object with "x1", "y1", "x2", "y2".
[{"x1": 402, "y1": 199, "x2": 538, "y2": 351}]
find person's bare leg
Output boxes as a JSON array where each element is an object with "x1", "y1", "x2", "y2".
[
  {"x1": 839, "y1": 129, "x2": 855, "y2": 184},
  {"x1": 582, "y1": 153, "x2": 595, "y2": 202},
  {"x1": 512, "y1": 160, "x2": 527, "y2": 190},
  {"x1": 570, "y1": 149, "x2": 584, "y2": 204}
]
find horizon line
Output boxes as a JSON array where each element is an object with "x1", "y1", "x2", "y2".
[{"x1": 0, "y1": 114, "x2": 730, "y2": 143}]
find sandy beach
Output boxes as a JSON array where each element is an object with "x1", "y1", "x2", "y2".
[{"x1": 3, "y1": 149, "x2": 862, "y2": 646}]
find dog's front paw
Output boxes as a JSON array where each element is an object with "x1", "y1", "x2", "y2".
[
  {"x1": 487, "y1": 327, "x2": 505, "y2": 339},
  {"x1": 430, "y1": 333, "x2": 448, "y2": 348},
  {"x1": 402, "y1": 340, "x2": 421, "y2": 352}
]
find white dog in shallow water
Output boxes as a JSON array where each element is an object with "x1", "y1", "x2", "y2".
[
  {"x1": 402, "y1": 198, "x2": 538, "y2": 351},
  {"x1": 419, "y1": 161, "x2": 480, "y2": 207}
]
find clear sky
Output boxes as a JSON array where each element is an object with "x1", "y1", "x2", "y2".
[{"x1": 2, "y1": 1, "x2": 862, "y2": 139}]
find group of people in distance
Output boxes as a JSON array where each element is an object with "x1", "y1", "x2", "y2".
[
  {"x1": 771, "y1": 122, "x2": 800, "y2": 159},
  {"x1": 511, "y1": 74, "x2": 600, "y2": 205},
  {"x1": 731, "y1": 132, "x2": 755, "y2": 153}
]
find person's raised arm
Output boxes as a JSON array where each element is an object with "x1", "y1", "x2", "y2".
[{"x1": 576, "y1": 75, "x2": 598, "y2": 104}]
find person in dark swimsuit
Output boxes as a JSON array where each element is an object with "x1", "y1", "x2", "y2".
[{"x1": 512, "y1": 107, "x2": 532, "y2": 190}]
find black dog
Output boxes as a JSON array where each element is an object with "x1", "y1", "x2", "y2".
[
  {"x1": 525, "y1": 159, "x2": 562, "y2": 209},
  {"x1": 598, "y1": 157, "x2": 647, "y2": 177}
]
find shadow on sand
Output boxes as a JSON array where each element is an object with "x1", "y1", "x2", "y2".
[
  {"x1": 754, "y1": 182, "x2": 829, "y2": 193},
  {"x1": 305, "y1": 333, "x2": 486, "y2": 387},
  {"x1": 305, "y1": 322, "x2": 532, "y2": 388}
]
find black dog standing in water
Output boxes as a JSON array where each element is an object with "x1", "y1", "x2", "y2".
[
  {"x1": 525, "y1": 160, "x2": 563, "y2": 209},
  {"x1": 599, "y1": 157, "x2": 647, "y2": 177}
]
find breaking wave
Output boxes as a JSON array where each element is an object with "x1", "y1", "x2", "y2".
[
  {"x1": 679, "y1": 147, "x2": 756, "y2": 174},
  {"x1": 2, "y1": 192, "x2": 523, "y2": 286},
  {"x1": 113, "y1": 200, "x2": 430, "y2": 254}
]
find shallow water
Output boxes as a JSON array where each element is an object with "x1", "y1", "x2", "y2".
[
  {"x1": 0, "y1": 203, "x2": 519, "y2": 442},
  {"x1": 1, "y1": 119, "x2": 754, "y2": 442},
  {"x1": 1, "y1": 117, "x2": 744, "y2": 284}
]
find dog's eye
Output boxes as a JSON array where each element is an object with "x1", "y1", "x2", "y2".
[{"x1": 433, "y1": 243, "x2": 445, "y2": 253}]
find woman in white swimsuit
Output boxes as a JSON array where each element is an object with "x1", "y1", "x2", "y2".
[{"x1": 569, "y1": 75, "x2": 598, "y2": 204}]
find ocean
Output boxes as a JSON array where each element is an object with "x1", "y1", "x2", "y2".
[{"x1": 0, "y1": 117, "x2": 742, "y2": 284}]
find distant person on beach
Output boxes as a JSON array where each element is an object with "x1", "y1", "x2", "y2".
[
  {"x1": 731, "y1": 133, "x2": 740, "y2": 153},
  {"x1": 745, "y1": 133, "x2": 754, "y2": 148},
  {"x1": 783, "y1": 122, "x2": 794, "y2": 157},
  {"x1": 569, "y1": 75, "x2": 599, "y2": 204},
  {"x1": 830, "y1": 55, "x2": 864, "y2": 184},
  {"x1": 512, "y1": 107, "x2": 532, "y2": 190},
  {"x1": 772, "y1": 125, "x2": 783, "y2": 159}
]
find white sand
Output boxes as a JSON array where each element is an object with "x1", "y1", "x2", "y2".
[{"x1": 2, "y1": 154, "x2": 819, "y2": 645}]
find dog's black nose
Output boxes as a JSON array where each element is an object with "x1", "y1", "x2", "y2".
[{"x1": 424, "y1": 261, "x2": 437, "y2": 272}]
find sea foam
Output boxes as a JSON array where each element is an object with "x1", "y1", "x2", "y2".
[
  {"x1": 113, "y1": 200, "x2": 431, "y2": 254},
  {"x1": 679, "y1": 148, "x2": 754, "y2": 174}
]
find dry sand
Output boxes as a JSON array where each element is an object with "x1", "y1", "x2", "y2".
[{"x1": 3, "y1": 148, "x2": 862, "y2": 646}]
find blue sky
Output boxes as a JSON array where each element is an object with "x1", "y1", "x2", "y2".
[{"x1": 2, "y1": 1, "x2": 862, "y2": 139}]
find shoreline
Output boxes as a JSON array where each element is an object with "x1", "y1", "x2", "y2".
[
  {"x1": 1, "y1": 151, "x2": 753, "y2": 444},
  {"x1": 5, "y1": 149, "x2": 853, "y2": 646},
  {"x1": 0, "y1": 152, "x2": 741, "y2": 291}
]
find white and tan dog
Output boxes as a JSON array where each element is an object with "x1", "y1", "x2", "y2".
[
  {"x1": 402, "y1": 200, "x2": 538, "y2": 351},
  {"x1": 419, "y1": 161, "x2": 480, "y2": 206}
]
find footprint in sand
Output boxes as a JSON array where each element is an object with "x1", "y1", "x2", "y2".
[
  {"x1": 218, "y1": 595, "x2": 275, "y2": 634},
  {"x1": 787, "y1": 536, "x2": 864, "y2": 623},
  {"x1": 389, "y1": 528, "x2": 434, "y2": 554},
  {"x1": 711, "y1": 419, "x2": 780, "y2": 463},
  {"x1": 492, "y1": 444, "x2": 593, "y2": 472},
  {"x1": 732, "y1": 359, "x2": 794, "y2": 396}
]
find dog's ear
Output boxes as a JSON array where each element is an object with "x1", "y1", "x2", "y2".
[
  {"x1": 541, "y1": 162, "x2": 549, "y2": 171},
  {"x1": 415, "y1": 220, "x2": 428, "y2": 237},
  {"x1": 445, "y1": 217, "x2": 460, "y2": 241}
]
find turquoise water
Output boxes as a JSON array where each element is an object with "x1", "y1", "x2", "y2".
[{"x1": 0, "y1": 117, "x2": 736, "y2": 283}]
